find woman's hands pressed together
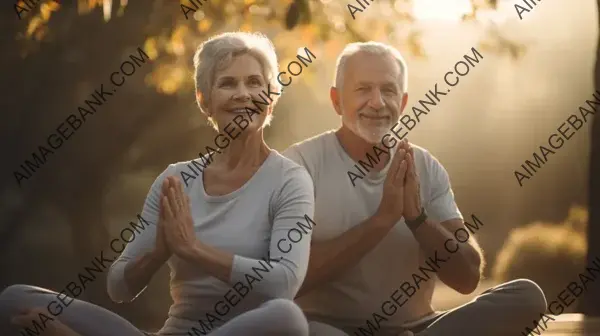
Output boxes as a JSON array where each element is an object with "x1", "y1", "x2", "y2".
[
  {"x1": 159, "y1": 176, "x2": 199, "y2": 260},
  {"x1": 154, "y1": 175, "x2": 234, "y2": 283},
  {"x1": 152, "y1": 186, "x2": 172, "y2": 262},
  {"x1": 122, "y1": 176, "x2": 199, "y2": 301}
]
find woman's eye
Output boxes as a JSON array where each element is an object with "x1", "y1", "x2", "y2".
[{"x1": 249, "y1": 78, "x2": 261, "y2": 86}]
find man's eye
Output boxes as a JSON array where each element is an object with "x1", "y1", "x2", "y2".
[{"x1": 249, "y1": 78, "x2": 261, "y2": 86}]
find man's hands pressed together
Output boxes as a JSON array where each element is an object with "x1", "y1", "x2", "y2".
[
  {"x1": 399, "y1": 139, "x2": 423, "y2": 221},
  {"x1": 296, "y1": 138, "x2": 420, "y2": 297},
  {"x1": 376, "y1": 145, "x2": 408, "y2": 224},
  {"x1": 375, "y1": 138, "x2": 422, "y2": 224},
  {"x1": 386, "y1": 140, "x2": 483, "y2": 294},
  {"x1": 296, "y1": 135, "x2": 482, "y2": 297},
  {"x1": 369, "y1": 137, "x2": 483, "y2": 294}
]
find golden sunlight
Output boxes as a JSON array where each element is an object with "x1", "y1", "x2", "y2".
[{"x1": 412, "y1": 0, "x2": 473, "y2": 22}]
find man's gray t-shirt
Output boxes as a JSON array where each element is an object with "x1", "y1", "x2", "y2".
[
  {"x1": 107, "y1": 150, "x2": 315, "y2": 335},
  {"x1": 283, "y1": 130, "x2": 463, "y2": 330}
]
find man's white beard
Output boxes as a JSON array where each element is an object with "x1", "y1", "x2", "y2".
[
  {"x1": 342, "y1": 113, "x2": 391, "y2": 145},
  {"x1": 356, "y1": 119, "x2": 390, "y2": 144}
]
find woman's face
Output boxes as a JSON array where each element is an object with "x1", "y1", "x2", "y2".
[{"x1": 205, "y1": 53, "x2": 272, "y2": 133}]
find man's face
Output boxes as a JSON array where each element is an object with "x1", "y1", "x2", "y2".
[{"x1": 334, "y1": 51, "x2": 408, "y2": 144}]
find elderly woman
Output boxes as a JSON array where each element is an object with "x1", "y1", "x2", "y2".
[{"x1": 0, "y1": 31, "x2": 314, "y2": 336}]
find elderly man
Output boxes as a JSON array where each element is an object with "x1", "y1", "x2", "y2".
[{"x1": 282, "y1": 42, "x2": 547, "y2": 336}]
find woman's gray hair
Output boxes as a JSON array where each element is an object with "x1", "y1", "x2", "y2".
[
  {"x1": 193, "y1": 31, "x2": 281, "y2": 130},
  {"x1": 333, "y1": 41, "x2": 408, "y2": 93}
]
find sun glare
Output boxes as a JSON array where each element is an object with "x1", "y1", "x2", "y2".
[{"x1": 412, "y1": 0, "x2": 474, "y2": 22}]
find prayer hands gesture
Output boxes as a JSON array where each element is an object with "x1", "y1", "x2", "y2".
[
  {"x1": 376, "y1": 143, "x2": 408, "y2": 223},
  {"x1": 158, "y1": 176, "x2": 198, "y2": 260},
  {"x1": 398, "y1": 139, "x2": 422, "y2": 221},
  {"x1": 376, "y1": 139, "x2": 422, "y2": 223},
  {"x1": 153, "y1": 193, "x2": 172, "y2": 262}
]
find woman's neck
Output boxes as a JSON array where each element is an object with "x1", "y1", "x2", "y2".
[{"x1": 212, "y1": 132, "x2": 271, "y2": 171}]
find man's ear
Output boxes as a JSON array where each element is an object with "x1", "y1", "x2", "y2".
[
  {"x1": 265, "y1": 104, "x2": 273, "y2": 117},
  {"x1": 330, "y1": 86, "x2": 343, "y2": 116},
  {"x1": 400, "y1": 92, "x2": 409, "y2": 112}
]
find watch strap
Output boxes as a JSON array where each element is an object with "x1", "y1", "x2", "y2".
[{"x1": 405, "y1": 207, "x2": 427, "y2": 231}]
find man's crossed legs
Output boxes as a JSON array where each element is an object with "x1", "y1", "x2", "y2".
[{"x1": 308, "y1": 279, "x2": 547, "y2": 336}]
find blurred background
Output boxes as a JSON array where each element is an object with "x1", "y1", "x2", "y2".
[{"x1": 1, "y1": 0, "x2": 599, "y2": 331}]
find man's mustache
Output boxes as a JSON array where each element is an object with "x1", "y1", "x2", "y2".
[{"x1": 358, "y1": 108, "x2": 393, "y2": 118}]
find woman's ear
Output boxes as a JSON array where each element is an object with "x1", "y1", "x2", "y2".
[{"x1": 196, "y1": 91, "x2": 209, "y2": 114}]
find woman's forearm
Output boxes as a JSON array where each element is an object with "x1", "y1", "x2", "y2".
[
  {"x1": 182, "y1": 241, "x2": 234, "y2": 283},
  {"x1": 123, "y1": 250, "x2": 169, "y2": 300}
]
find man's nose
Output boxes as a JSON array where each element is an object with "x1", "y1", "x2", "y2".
[{"x1": 368, "y1": 89, "x2": 385, "y2": 110}]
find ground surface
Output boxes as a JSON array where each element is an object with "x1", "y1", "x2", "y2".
[{"x1": 544, "y1": 314, "x2": 600, "y2": 335}]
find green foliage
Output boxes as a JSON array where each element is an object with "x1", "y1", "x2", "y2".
[{"x1": 17, "y1": 0, "x2": 524, "y2": 95}]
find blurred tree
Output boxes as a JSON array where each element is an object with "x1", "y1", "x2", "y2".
[
  {"x1": 582, "y1": 0, "x2": 600, "y2": 317},
  {"x1": 2, "y1": 0, "x2": 528, "y2": 328}
]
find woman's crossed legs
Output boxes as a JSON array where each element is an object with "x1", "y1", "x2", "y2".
[{"x1": 0, "y1": 284, "x2": 309, "y2": 336}]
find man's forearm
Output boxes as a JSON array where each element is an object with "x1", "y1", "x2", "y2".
[
  {"x1": 296, "y1": 212, "x2": 396, "y2": 298},
  {"x1": 410, "y1": 218, "x2": 482, "y2": 294}
]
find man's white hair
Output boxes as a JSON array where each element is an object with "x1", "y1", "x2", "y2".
[
  {"x1": 333, "y1": 41, "x2": 408, "y2": 92},
  {"x1": 193, "y1": 31, "x2": 281, "y2": 130}
]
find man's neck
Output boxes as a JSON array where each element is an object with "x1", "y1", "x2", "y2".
[{"x1": 334, "y1": 126, "x2": 392, "y2": 173}]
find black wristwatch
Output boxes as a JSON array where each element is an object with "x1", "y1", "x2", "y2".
[{"x1": 405, "y1": 207, "x2": 427, "y2": 231}]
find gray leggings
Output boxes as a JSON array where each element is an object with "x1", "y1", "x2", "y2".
[
  {"x1": 307, "y1": 279, "x2": 548, "y2": 336},
  {"x1": 0, "y1": 284, "x2": 309, "y2": 336}
]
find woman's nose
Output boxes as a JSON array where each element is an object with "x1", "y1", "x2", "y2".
[{"x1": 232, "y1": 83, "x2": 251, "y2": 101}]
